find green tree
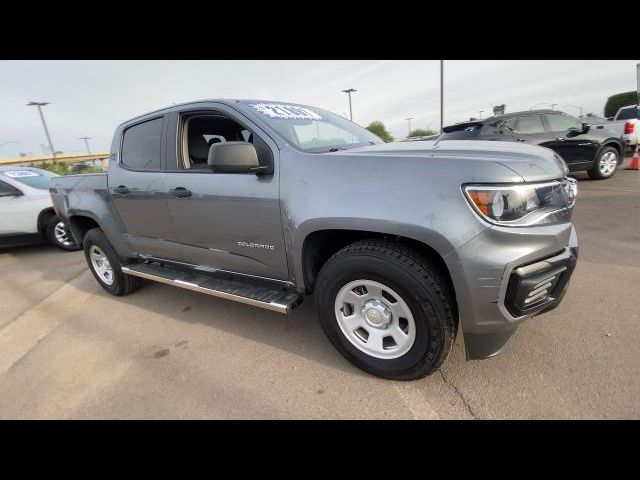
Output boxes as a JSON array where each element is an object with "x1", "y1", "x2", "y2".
[
  {"x1": 366, "y1": 121, "x2": 394, "y2": 142},
  {"x1": 408, "y1": 128, "x2": 437, "y2": 138},
  {"x1": 604, "y1": 91, "x2": 637, "y2": 118}
]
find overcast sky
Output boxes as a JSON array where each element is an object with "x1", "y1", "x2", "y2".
[{"x1": 1, "y1": 60, "x2": 638, "y2": 157}]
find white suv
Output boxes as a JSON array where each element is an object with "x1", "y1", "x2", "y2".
[{"x1": 0, "y1": 166, "x2": 78, "y2": 250}]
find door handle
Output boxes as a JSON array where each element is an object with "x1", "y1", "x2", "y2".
[
  {"x1": 516, "y1": 138, "x2": 527, "y2": 142},
  {"x1": 556, "y1": 137, "x2": 565, "y2": 141},
  {"x1": 113, "y1": 185, "x2": 129, "y2": 194},
  {"x1": 168, "y1": 187, "x2": 192, "y2": 198}
]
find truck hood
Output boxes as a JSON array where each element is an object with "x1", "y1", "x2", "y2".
[{"x1": 342, "y1": 140, "x2": 567, "y2": 182}]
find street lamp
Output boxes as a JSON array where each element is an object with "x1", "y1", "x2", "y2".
[
  {"x1": 27, "y1": 101, "x2": 56, "y2": 159},
  {"x1": 342, "y1": 88, "x2": 357, "y2": 121},
  {"x1": 406, "y1": 117, "x2": 414, "y2": 136},
  {"x1": 530, "y1": 102, "x2": 558, "y2": 111},
  {"x1": 78, "y1": 137, "x2": 92, "y2": 154},
  {"x1": 557, "y1": 104, "x2": 584, "y2": 117},
  {"x1": 440, "y1": 60, "x2": 444, "y2": 132}
]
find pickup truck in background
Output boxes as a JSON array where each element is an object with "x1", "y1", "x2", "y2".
[
  {"x1": 589, "y1": 105, "x2": 639, "y2": 147},
  {"x1": 51, "y1": 99, "x2": 579, "y2": 380}
]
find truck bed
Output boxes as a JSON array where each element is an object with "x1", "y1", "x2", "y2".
[{"x1": 50, "y1": 173, "x2": 108, "y2": 223}]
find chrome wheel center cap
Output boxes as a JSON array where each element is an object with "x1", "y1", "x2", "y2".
[{"x1": 362, "y1": 299, "x2": 392, "y2": 329}]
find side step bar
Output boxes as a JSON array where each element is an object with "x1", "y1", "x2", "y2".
[{"x1": 121, "y1": 263, "x2": 303, "y2": 314}]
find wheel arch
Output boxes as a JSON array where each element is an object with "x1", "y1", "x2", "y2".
[
  {"x1": 600, "y1": 140, "x2": 624, "y2": 164},
  {"x1": 36, "y1": 208, "x2": 56, "y2": 237},
  {"x1": 67, "y1": 214, "x2": 102, "y2": 245},
  {"x1": 299, "y1": 228, "x2": 457, "y2": 308}
]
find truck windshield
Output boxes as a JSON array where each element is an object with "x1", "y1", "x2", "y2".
[
  {"x1": 242, "y1": 101, "x2": 384, "y2": 152},
  {"x1": 3, "y1": 169, "x2": 59, "y2": 190}
]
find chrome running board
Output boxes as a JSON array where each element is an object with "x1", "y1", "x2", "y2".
[{"x1": 122, "y1": 263, "x2": 302, "y2": 314}]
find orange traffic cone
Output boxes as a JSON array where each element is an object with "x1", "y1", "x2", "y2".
[{"x1": 626, "y1": 145, "x2": 639, "y2": 170}]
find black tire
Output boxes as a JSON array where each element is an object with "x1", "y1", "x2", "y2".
[
  {"x1": 314, "y1": 239, "x2": 457, "y2": 380},
  {"x1": 588, "y1": 146, "x2": 619, "y2": 180},
  {"x1": 83, "y1": 228, "x2": 141, "y2": 296},
  {"x1": 45, "y1": 215, "x2": 81, "y2": 251}
]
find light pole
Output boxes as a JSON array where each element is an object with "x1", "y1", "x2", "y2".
[
  {"x1": 406, "y1": 117, "x2": 414, "y2": 136},
  {"x1": 79, "y1": 137, "x2": 92, "y2": 154},
  {"x1": 440, "y1": 60, "x2": 444, "y2": 132},
  {"x1": 557, "y1": 104, "x2": 584, "y2": 117},
  {"x1": 27, "y1": 101, "x2": 56, "y2": 159},
  {"x1": 342, "y1": 88, "x2": 357, "y2": 121},
  {"x1": 529, "y1": 102, "x2": 556, "y2": 110}
]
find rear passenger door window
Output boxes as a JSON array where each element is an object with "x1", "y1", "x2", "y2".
[
  {"x1": 545, "y1": 113, "x2": 582, "y2": 133},
  {"x1": 121, "y1": 117, "x2": 164, "y2": 171},
  {"x1": 514, "y1": 115, "x2": 545, "y2": 134}
]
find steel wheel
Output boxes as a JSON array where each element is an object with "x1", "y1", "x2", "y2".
[
  {"x1": 599, "y1": 150, "x2": 618, "y2": 176},
  {"x1": 53, "y1": 221, "x2": 74, "y2": 248},
  {"x1": 334, "y1": 279, "x2": 416, "y2": 359},
  {"x1": 89, "y1": 245, "x2": 114, "y2": 285}
]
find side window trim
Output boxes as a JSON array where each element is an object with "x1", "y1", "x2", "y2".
[{"x1": 118, "y1": 115, "x2": 166, "y2": 173}]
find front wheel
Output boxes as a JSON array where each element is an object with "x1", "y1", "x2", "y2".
[
  {"x1": 314, "y1": 240, "x2": 457, "y2": 380},
  {"x1": 588, "y1": 146, "x2": 619, "y2": 179}
]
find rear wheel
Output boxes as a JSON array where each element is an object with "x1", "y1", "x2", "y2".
[
  {"x1": 588, "y1": 146, "x2": 619, "y2": 179},
  {"x1": 314, "y1": 239, "x2": 457, "y2": 380},
  {"x1": 46, "y1": 215, "x2": 80, "y2": 251},
  {"x1": 83, "y1": 228, "x2": 141, "y2": 296}
]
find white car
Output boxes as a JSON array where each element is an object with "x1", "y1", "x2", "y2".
[{"x1": 0, "y1": 166, "x2": 79, "y2": 250}]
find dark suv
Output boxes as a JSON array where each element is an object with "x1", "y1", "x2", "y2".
[{"x1": 439, "y1": 109, "x2": 624, "y2": 179}]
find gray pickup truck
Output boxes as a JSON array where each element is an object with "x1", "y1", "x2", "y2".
[{"x1": 51, "y1": 99, "x2": 579, "y2": 380}]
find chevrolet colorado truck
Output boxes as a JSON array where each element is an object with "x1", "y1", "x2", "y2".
[{"x1": 51, "y1": 100, "x2": 579, "y2": 380}]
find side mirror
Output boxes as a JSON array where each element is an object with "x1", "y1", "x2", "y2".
[
  {"x1": 568, "y1": 123, "x2": 588, "y2": 137},
  {"x1": 207, "y1": 141, "x2": 268, "y2": 174}
]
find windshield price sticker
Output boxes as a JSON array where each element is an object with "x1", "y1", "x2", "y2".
[
  {"x1": 250, "y1": 103, "x2": 324, "y2": 120},
  {"x1": 5, "y1": 170, "x2": 40, "y2": 178}
]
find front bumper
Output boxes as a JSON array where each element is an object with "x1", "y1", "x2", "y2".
[{"x1": 445, "y1": 223, "x2": 579, "y2": 360}]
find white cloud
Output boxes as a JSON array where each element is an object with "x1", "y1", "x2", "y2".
[{"x1": 0, "y1": 60, "x2": 637, "y2": 156}]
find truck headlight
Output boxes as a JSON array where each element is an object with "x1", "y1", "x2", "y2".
[{"x1": 463, "y1": 179, "x2": 577, "y2": 226}]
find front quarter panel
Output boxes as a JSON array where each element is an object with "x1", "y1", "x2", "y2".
[{"x1": 279, "y1": 146, "x2": 524, "y2": 290}]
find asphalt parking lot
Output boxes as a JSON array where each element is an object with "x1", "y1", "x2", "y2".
[{"x1": 0, "y1": 157, "x2": 638, "y2": 419}]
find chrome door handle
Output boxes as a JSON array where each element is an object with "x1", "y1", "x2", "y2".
[{"x1": 556, "y1": 137, "x2": 565, "y2": 141}]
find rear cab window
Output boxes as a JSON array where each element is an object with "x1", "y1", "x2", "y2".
[
  {"x1": 120, "y1": 117, "x2": 164, "y2": 171},
  {"x1": 616, "y1": 106, "x2": 639, "y2": 121}
]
